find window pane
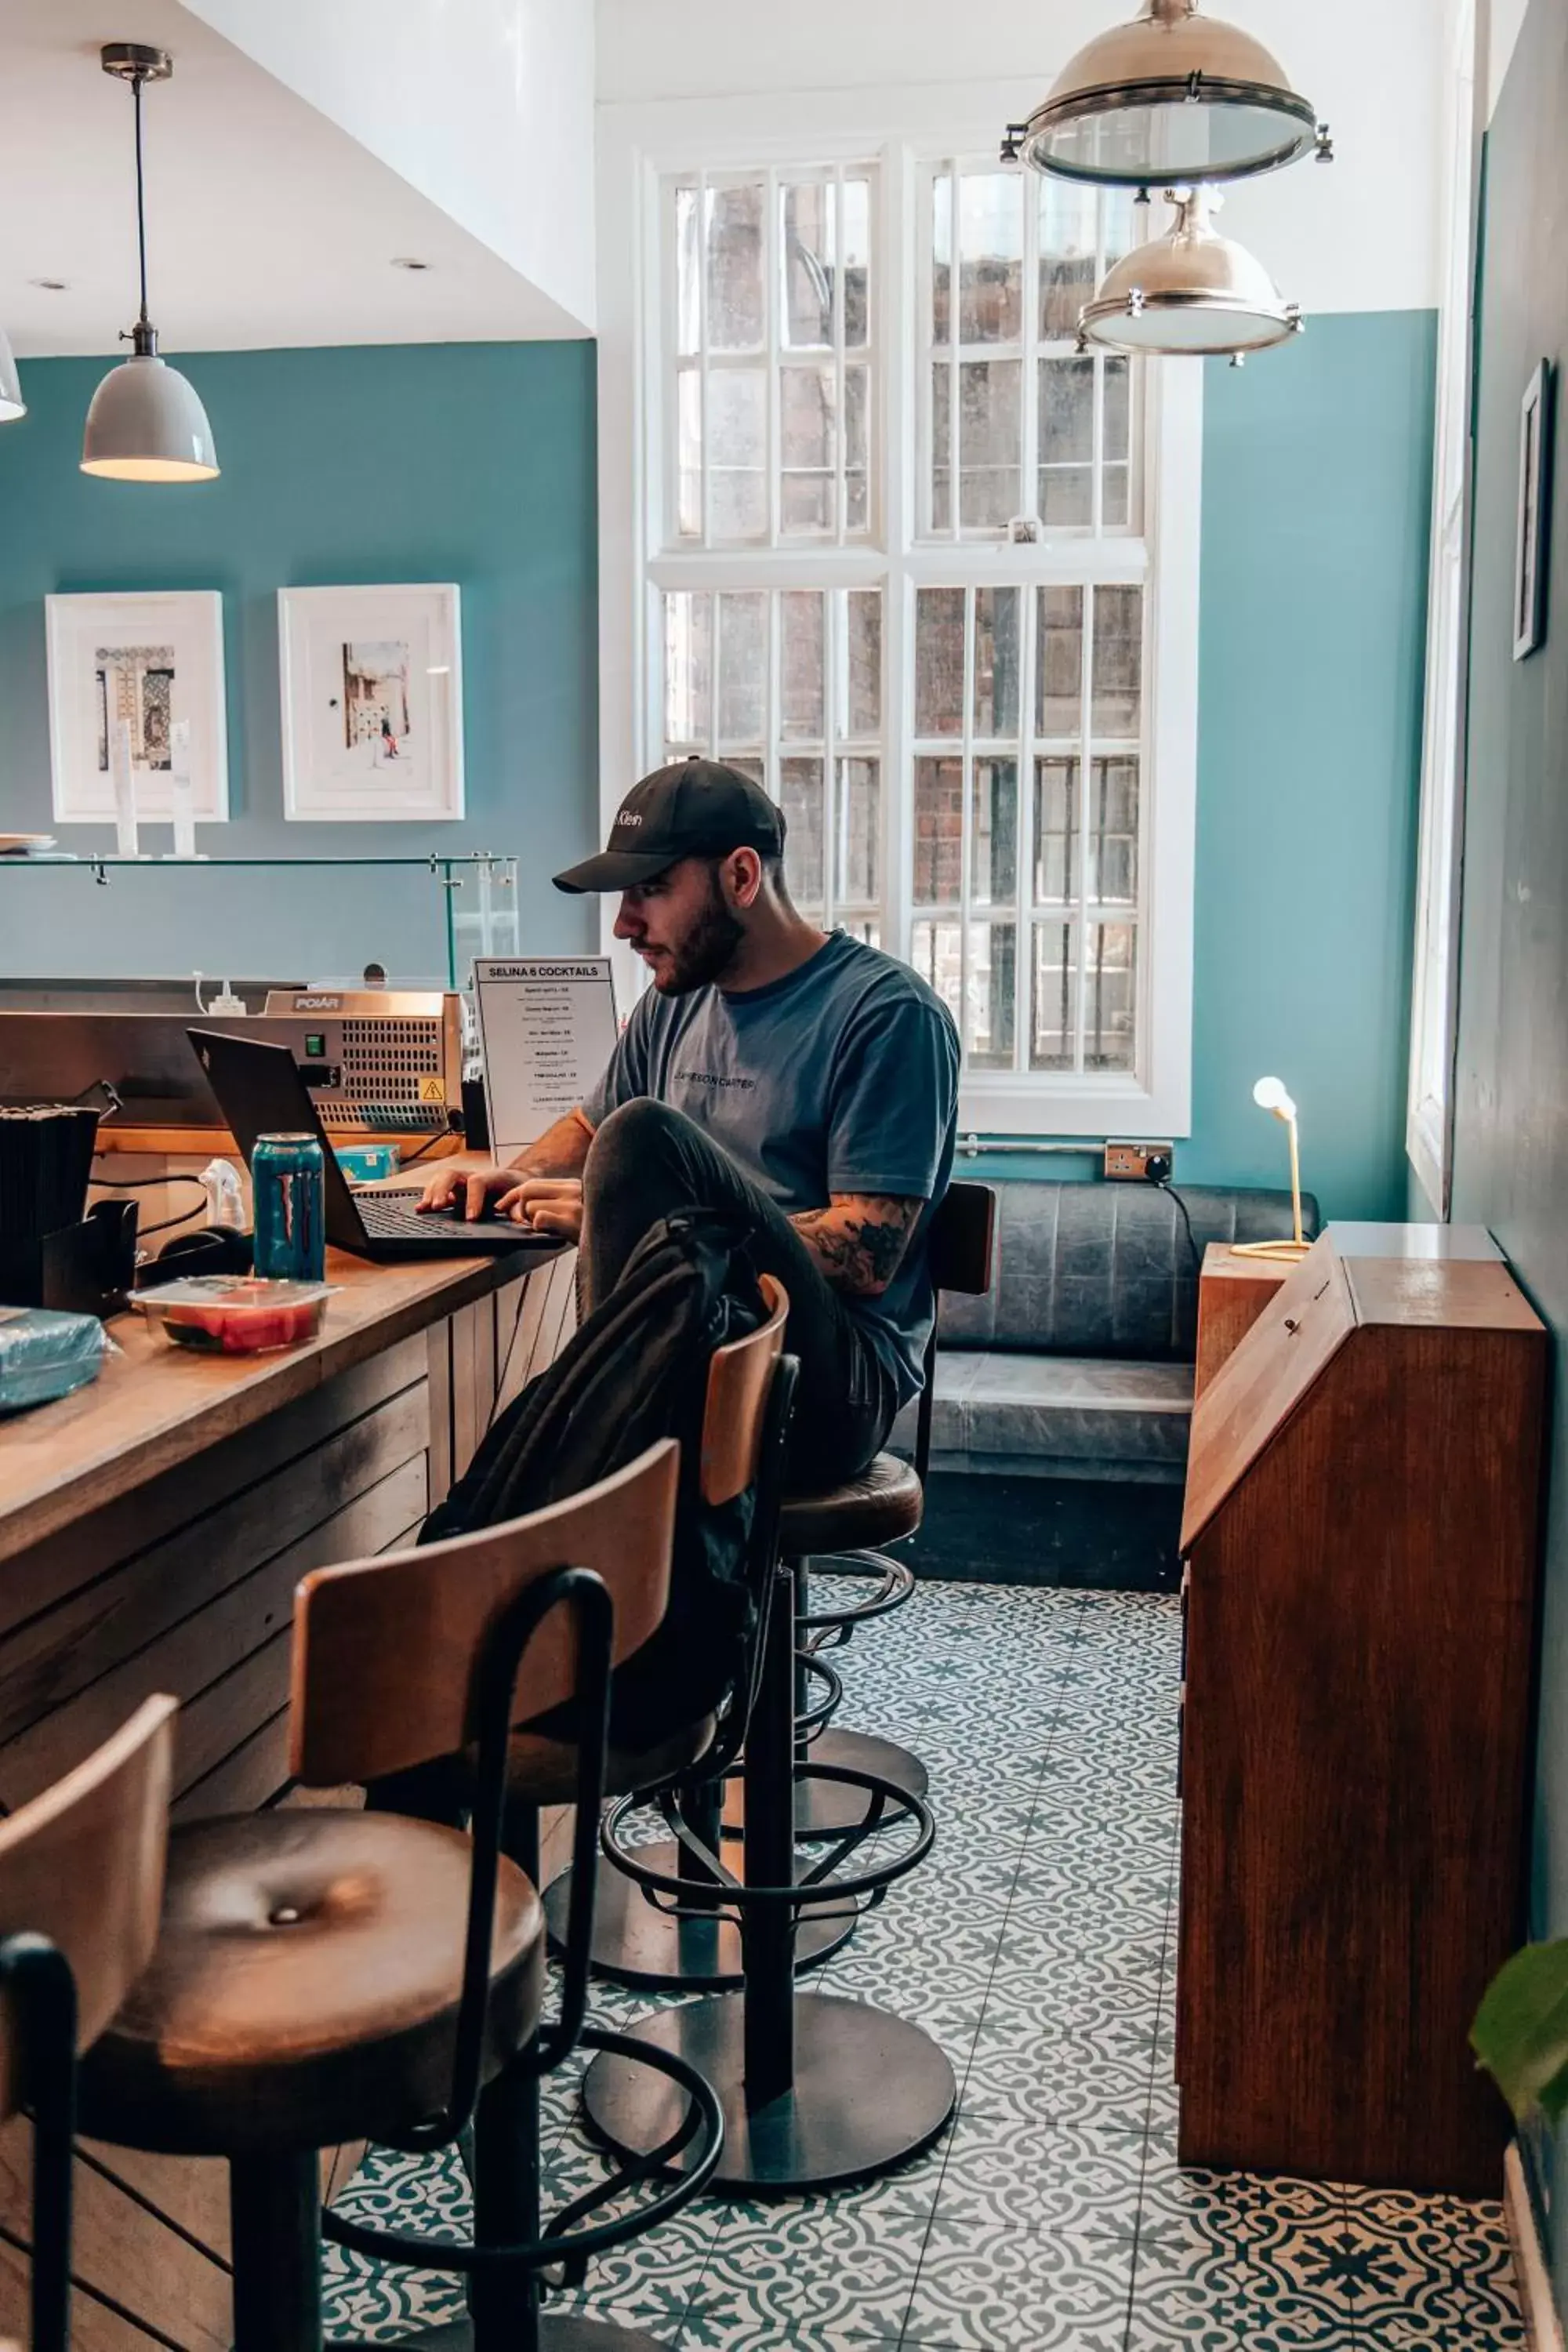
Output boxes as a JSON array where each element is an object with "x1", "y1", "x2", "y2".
[
  {"x1": 1104, "y1": 358, "x2": 1132, "y2": 528},
  {"x1": 782, "y1": 182, "x2": 833, "y2": 348},
  {"x1": 960, "y1": 359, "x2": 1022, "y2": 528},
  {"x1": 709, "y1": 369, "x2": 767, "y2": 538},
  {"x1": 909, "y1": 918, "x2": 962, "y2": 1034},
  {"x1": 1092, "y1": 586, "x2": 1142, "y2": 735},
  {"x1": 844, "y1": 179, "x2": 871, "y2": 347},
  {"x1": 781, "y1": 363, "x2": 835, "y2": 534},
  {"x1": 965, "y1": 921, "x2": 1017, "y2": 1068},
  {"x1": 781, "y1": 592, "x2": 824, "y2": 739},
  {"x1": 717, "y1": 593, "x2": 766, "y2": 746},
  {"x1": 781, "y1": 755, "x2": 825, "y2": 909},
  {"x1": 974, "y1": 588, "x2": 1020, "y2": 737},
  {"x1": 913, "y1": 757, "x2": 963, "y2": 904},
  {"x1": 1087, "y1": 757, "x2": 1138, "y2": 905},
  {"x1": 1084, "y1": 921, "x2": 1138, "y2": 1070},
  {"x1": 837, "y1": 757, "x2": 880, "y2": 903},
  {"x1": 971, "y1": 758, "x2": 1018, "y2": 907},
  {"x1": 846, "y1": 363, "x2": 869, "y2": 533},
  {"x1": 1030, "y1": 922, "x2": 1079, "y2": 1070},
  {"x1": 847, "y1": 590, "x2": 881, "y2": 736},
  {"x1": 676, "y1": 186, "x2": 701, "y2": 356},
  {"x1": 1033, "y1": 757, "x2": 1078, "y2": 904},
  {"x1": 1040, "y1": 355, "x2": 1094, "y2": 528},
  {"x1": 931, "y1": 363, "x2": 952, "y2": 531},
  {"x1": 676, "y1": 368, "x2": 702, "y2": 539},
  {"x1": 707, "y1": 183, "x2": 764, "y2": 350},
  {"x1": 842, "y1": 916, "x2": 881, "y2": 947},
  {"x1": 958, "y1": 174, "x2": 1022, "y2": 344},
  {"x1": 663, "y1": 591, "x2": 712, "y2": 746},
  {"x1": 1040, "y1": 180, "x2": 1098, "y2": 342},
  {"x1": 915, "y1": 589, "x2": 966, "y2": 736},
  {"x1": 1036, "y1": 587, "x2": 1084, "y2": 737},
  {"x1": 931, "y1": 174, "x2": 952, "y2": 346}
]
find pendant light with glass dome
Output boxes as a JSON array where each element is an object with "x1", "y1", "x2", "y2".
[
  {"x1": 1077, "y1": 187, "x2": 1301, "y2": 360},
  {"x1": 1001, "y1": 0, "x2": 1331, "y2": 189},
  {"x1": 82, "y1": 45, "x2": 220, "y2": 484}
]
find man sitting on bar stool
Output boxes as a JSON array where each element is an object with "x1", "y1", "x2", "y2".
[{"x1": 421, "y1": 758, "x2": 958, "y2": 1483}]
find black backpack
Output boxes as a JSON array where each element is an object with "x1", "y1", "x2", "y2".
[{"x1": 422, "y1": 1210, "x2": 768, "y2": 1749}]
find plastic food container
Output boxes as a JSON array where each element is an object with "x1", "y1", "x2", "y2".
[
  {"x1": 135, "y1": 1276, "x2": 333, "y2": 1356},
  {"x1": 0, "y1": 1307, "x2": 111, "y2": 1412}
]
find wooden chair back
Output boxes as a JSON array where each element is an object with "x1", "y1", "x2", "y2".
[
  {"x1": 930, "y1": 1181, "x2": 996, "y2": 1298},
  {"x1": 701, "y1": 1275, "x2": 789, "y2": 1507},
  {"x1": 0, "y1": 1693, "x2": 175, "y2": 2111},
  {"x1": 289, "y1": 1440, "x2": 681, "y2": 1788}
]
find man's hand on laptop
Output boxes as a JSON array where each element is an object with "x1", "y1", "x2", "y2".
[{"x1": 418, "y1": 1165, "x2": 584, "y2": 1240}]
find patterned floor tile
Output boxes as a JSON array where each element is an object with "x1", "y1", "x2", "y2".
[
  {"x1": 692, "y1": 2192, "x2": 927, "y2": 2343},
  {"x1": 935, "y1": 2115, "x2": 1146, "y2": 2238},
  {"x1": 901, "y1": 2216, "x2": 1135, "y2": 2349}
]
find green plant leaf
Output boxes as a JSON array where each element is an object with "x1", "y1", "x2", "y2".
[{"x1": 1472, "y1": 1941, "x2": 1568, "y2": 2124}]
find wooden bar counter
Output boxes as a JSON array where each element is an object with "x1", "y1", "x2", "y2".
[{"x1": 0, "y1": 1236, "x2": 577, "y2": 2348}]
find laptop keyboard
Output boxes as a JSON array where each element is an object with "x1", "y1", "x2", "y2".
[{"x1": 355, "y1": 1187, "x2": 471, "y2": 1239}]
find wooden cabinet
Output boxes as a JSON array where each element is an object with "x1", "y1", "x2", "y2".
[{"x1": 1177, "y1": 1228, "x2": 1545, "y2": 2194}]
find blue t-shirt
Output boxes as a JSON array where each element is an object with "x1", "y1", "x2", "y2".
[{"x1": 583, "y1": 932, "x2": 960, "y2": 1404}]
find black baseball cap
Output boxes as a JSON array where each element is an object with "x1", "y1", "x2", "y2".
[{"x1": 553, "y1": 757, "x2": 786, "y2": 895}]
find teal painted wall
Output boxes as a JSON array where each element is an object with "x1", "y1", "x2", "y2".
[
  {"x1": 974, "y1": 310, "x2": 1438, "y2": 1215},
  {"x1": 0, "y1": 340, "x2": 599, "y2": 982}
]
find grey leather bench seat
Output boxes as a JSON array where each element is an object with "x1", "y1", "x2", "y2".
[
  {"x1": 891, "y1": 1352, "x2": 1195, "y2": 1483},
  {"x1": 891, "y1": 1178, "x2": 1317, "y2": 1485}
]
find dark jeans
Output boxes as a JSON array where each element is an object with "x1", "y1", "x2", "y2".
[{"x1": 581, "y1": 1098, "x2": 901, "y2": 1487}]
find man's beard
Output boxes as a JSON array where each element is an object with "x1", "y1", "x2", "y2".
[{"x1": 655, "y1": 874, "x2": 746, "y2": 994}]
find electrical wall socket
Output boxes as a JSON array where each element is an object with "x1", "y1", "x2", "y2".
[{"x1": 1104, "y1": 1140, "x2": 1174, "y2": 1181}]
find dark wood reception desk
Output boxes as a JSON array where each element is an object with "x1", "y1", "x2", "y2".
[{"x1": 0, "y1": 1238, "x2": 576, "y2": 2348}]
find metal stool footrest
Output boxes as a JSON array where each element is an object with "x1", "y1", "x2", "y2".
[
  {"x1": 793, "y1": 1646, "x2": 843, "y2": 1737},
  {"x1": 601, "y1": 1760, "x2": 934, "y2": 1916},
  {"x1": 321, "y1": 2021, "x2": 724, "y2": 2281},
  {"x1": 798, "y1": 1548, "x2": 916, "y2": 1636}
]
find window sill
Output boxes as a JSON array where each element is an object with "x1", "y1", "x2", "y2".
[{"x1": 957, "y1": 1068, "x2": 1191, "y2": 1141}]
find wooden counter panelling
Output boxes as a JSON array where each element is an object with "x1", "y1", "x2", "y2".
[{"x1": 0, "y1": 1241, "x2": 579, "y2": 2347}]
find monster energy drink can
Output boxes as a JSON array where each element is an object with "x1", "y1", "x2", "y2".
[{"x1": 251, "y1": 1133, "x2": 326, "y2": 1283}]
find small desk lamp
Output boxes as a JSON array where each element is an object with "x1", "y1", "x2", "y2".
[{"x1": 1233, "y1": 1075, "x2": 1312, "y2": 1262}]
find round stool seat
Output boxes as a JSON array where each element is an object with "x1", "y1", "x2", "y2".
[
  {"x1": 781, "y1": 1453, "x2": 923, "y2": 1555},
  {"x1": 79, "y1": 1810, "x2": 545, "y2": 2158}
]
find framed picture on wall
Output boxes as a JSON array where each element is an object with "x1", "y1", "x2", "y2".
[
  {"x1": 1514, "y1": 360, "x2": 1554, "y2": 661},
  {"x1": 44, "y1": 590, "x2": 228, "y2": 823},
  {"x1": 278, "y1": 583, "x2": 464, "y2": 821}
]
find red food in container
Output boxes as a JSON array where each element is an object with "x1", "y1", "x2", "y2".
[{"x1": 135, "y1": 1276, "x2": 333, "y2": 1356}]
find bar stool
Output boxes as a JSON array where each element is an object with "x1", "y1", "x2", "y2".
[
  {"x1": 75, "y1": 1443, "x2": 725, "y2": 2352},
  {"x1": 0, "y1": 1693, "x2": 176, "y2": 2352},
  {"x1": 754, "y1": 1181, "x2": 997, "y2": 1841},
  {"x1": 582, "y1": 1497, "x2": 953, "y2": 2194},
  {"x1": 541, "y1": 1279, "x2": 850, "y2": 1993}
]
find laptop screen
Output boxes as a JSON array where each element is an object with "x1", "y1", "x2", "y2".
[{"x1": 187, "y1": 1027, "x2": 368, "y2": 1251}]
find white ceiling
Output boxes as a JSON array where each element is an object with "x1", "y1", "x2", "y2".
[{"x1": 0, "y1": 0, "x2": 587, "y2": 358}]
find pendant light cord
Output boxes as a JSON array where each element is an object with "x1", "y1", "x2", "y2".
[{"x1": 132, "y1": 70, "x2": 151, "y2": 328}]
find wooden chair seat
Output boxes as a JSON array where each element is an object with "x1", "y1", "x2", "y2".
[
  {"x1": 77, "y1": 1811, "x2": 544, "y2": 2159},
  {"x1": 781, "y1": 1452, "x2": 924, "y2": 1556}
]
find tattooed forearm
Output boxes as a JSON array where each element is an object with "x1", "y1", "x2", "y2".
[{"x1": 789, "y1": 1195, "x2": 924, "y2": 1298}]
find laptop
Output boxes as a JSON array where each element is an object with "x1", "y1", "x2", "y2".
[{"x1": 188, "y1": 1027, "x2": 554, "y2": 1265}]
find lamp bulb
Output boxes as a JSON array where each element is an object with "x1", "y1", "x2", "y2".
[{"x1": 1253, "y1": 1075, "x2": 1298, "y2": 1122}]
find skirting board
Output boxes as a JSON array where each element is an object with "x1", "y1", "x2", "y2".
[{"x1": 1507, "y1": 2140, "x2": 1566, "y2": 2352}]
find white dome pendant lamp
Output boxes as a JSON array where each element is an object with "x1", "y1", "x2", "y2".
[
  {"x1": 1002, "y1": 0, "x2": 1331, "y2": 188},
  {"x1": 82, "y1": 44, "x2": 219, "y2": 484},
  {"x1": 1077, "y1": 187, "x2": 1301, "y2": 361}
]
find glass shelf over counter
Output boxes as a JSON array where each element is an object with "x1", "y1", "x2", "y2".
[{"x1": 0, "y1": 854, "x2": 521, "y2": 991}]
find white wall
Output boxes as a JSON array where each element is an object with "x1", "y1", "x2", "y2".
[
  {"x1": 1490, "y1": 0, "x2": 1530, "y2": 116},
  {"x1": 185, "y1": 0, "x2": 596, "y2": 332},
  {"x1": 596, "y1": 0, "x2": 1443, "y2": 316}
]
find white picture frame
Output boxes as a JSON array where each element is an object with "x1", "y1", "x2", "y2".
[
  {"x1": 278, "y1": 583, "x2": 464, "y2": 822},
  {"x1": 45, "y1": 589, "x2": 228, "y2": 824}
]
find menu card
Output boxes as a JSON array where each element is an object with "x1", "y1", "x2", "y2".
[{"x1": 474, "y1": 958, "x2": 619, "y2": 1156}]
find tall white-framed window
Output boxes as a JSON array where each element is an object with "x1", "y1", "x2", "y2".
[
  {"x1": 615, "y1": 126, "x2": 1201, "y2": 1138},
  {"x1": 1407, "y1": 0, "x2": 1483, "y2": 1217}
]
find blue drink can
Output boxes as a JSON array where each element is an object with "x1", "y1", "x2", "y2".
[{"x1": 252, "y1": 1133, "x2": 326, "y2": 1282}]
